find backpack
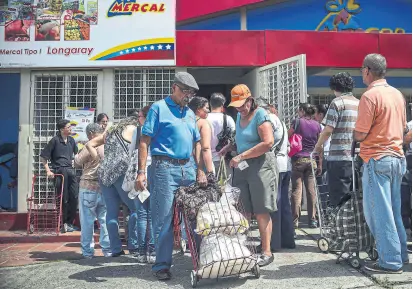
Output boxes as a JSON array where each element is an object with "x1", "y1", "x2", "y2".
[{"x1": 288, "y1": 118, "x2": 303, "y2": 158}]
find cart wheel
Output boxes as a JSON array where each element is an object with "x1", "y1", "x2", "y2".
[
  {"x1": 252, "y1": 264, "x2": 260, "y2": 279},
  {"x1": 317, "y1": 237, "x2": 329, "y2": 253},
  {"x1": 190, "y1": 270, "x2": 198, "y2": 288},
  {"x1": 181, "y1": 239, "x2": 187, "y2": 254},
  {"x1": 349, "y1": 257, "x2": 361, "y2": 269},
  {"x1": 368, "y1": 247, "x2": 378, "y2": 261}
]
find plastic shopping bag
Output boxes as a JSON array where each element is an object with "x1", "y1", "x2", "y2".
[
  {"x1": 198, "y1": 233, "x2": 254, "y2": 278},
  {"x1": 195, "y1": 202, "x2": 249, "y2": 236}
]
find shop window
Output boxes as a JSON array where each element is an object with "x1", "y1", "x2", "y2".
[
  {"x1": 113, "y1": 68, "x2": 175, "y2": 121},
  {"x1": 31, "y1": 73, "x2": 99, "y2": 199}
]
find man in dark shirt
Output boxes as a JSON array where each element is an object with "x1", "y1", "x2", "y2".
[{"x1": 40, "y1": 119, "x2": 79, "y2": 233}]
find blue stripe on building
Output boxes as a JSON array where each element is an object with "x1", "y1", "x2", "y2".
[
  {"x1": 177, "y1": 12, "x2": 240, "y2": 30},
  {"x1": 308, "y1": 76, "x2": 412, "y2": 88}
]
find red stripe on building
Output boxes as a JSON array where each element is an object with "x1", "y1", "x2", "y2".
[
  {"x1": 176, "y1": 30, "x2": 412, "y2": 68},
  {"x1": 379, "y1": 34, "x2": 412, "y2": 69},
  {"x1": 177, "y1": 0, "x2": 264, "y2": 22},
  {"x1": 109, "y1": 50, "x2": 174, "y2": 61}
]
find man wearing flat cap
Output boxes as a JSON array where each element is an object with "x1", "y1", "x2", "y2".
[{"x1": 136, "y1": 72, "x2": 207, "y2": 281}]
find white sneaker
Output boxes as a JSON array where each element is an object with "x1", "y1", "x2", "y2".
[
  {"x1": 136, "y1": 253, "x2": 148, "y2": 263},
  {"x1": 103, "y1": 252, "x2": 112, "y2": 257},
  {"x1": 148, "y1": 254, "x2": 156, "y2": 264}
]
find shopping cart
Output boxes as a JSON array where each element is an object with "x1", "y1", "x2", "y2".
[
  {"x1": 174, "y1": 183, "x2": 260, "y2": 288},
  {"x1": 27, "y1": 174, "x2": 64, "y2": 235},
  {"x1": 311, "y1": 143, "x2": 377, "y2": 269}
]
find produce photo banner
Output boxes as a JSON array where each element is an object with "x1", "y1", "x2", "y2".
[{"x1": 0, "y1": 0, "x2": 176, "y2": 68}]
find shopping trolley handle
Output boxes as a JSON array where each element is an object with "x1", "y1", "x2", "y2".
[{"x1": 351, "y1": 141, "x2": 358, "y2": 158}]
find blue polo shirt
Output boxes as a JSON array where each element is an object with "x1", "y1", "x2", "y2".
[{"x1": 142, "y1": 96, "x2": 200, "y2": 159}]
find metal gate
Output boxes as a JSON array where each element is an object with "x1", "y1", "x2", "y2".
[
  {"x1": 30, "y1": 71, "x2": 102, "y2": 197},
  {"x1": 258, "y1": 55, "x2": 307, "y2": 127},
  {"x1": 113, "y1": 68, "x2": 175, "y2": 121}
]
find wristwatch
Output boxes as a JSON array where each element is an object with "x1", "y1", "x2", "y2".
[{"x1": 137, "y1": 170, "x2": 146, "y2": 175}]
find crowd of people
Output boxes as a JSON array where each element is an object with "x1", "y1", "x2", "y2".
[{"x1": 39, "y1": 53, "x2": 412, "y2": 280}]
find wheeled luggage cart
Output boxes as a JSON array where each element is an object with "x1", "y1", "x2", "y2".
[
  {"x1": 311, "y1": 143, "x2": 377, "y2": 268},
  {"x1": 27, "y1": 174, "x2": 64, "y2": 235},
  {"x1": 174, "y1": 183, "x2": 260, "y2": 288}
]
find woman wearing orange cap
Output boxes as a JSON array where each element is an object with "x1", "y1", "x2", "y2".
[{"x1": 224, "y1": 84, "x2": 277, "y2": 267}]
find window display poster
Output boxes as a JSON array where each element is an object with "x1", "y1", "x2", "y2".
[
  {"x1": 64, "y1": 107, "x2": 95, "y2": 143},
  {"x1": 0, "y1": 0, "x2": 176, "y2": 67}
]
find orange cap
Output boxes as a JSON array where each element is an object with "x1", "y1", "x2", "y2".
[{"x1": 228, "y1": 84, "x2": 252, "y2": 107}]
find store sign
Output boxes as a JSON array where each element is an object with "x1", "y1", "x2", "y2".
[
  {"x1": 0, "y1": 0, "x2": 176, "y2": 68},
  {"x1": 65, "y1": 107, "x2": 95, "y2": 143}
]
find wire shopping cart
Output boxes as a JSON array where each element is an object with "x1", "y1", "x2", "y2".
[
  {"x1": 27, "y1": 174, "x2": 64, "y2": 235},
  {"x1": 311, "y1": 143, "x2": 377, "y2": 269},
  {"x1": 174, "y1": 182, "x2": 260, "y2": 288}
]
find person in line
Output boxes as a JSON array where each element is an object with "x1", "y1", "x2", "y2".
[
  {"x1": 207, "y1": 92, "x2": 236, "y2": 176},
  {"x1": 74, "y1": 123, "x2": 111, "y2": 258},
  {"x1": 259, "y1": 100, "x2": 296, "y2": 251},
  {"x1": 402, "y1": 119, "x2": 412, "y2": 249},
  {"x1": 40, "y1": 119, "x2": 79, "y2": 233},
  {"x1": 354, "y1": 53, "x2": 408, "y2": 274},
  {"x1": 188, "y1": 96, "x2": 215, "y2": 175},
  {"x1": 289, "y1": 103, "x2": 321, "y2": 229},
  {"x1": 135, "y1": 72, "x2": 207, "y2": 281},
  {"x1": 85, "y1": 116, "x2": 139, "y2": 257},
  {"x1": 132, "y1": 106, "x2": 155, "y2": 264},
  {"x1": 225, "y1": 84, "x2": 277, "y2": 267},
  {"x1": 314, "y1": 72, "x2": 360, "y2": 207},
  {"x1": 96, "y1": 113, "x2": 109, "y2": 131},
  {"x1": 314, "y1": 104, "x2": 331, "y2": 161}
]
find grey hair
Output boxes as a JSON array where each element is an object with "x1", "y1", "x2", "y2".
[
  {"x1": 210, "y1": 93, "x2": 226, "y2": 109},
  {"x1": 255, "y1": 97, "x2": 270, "y2": 108},
  {"x1": 85, "y1": 123, "x2": 104, "y2": 136},
  {"x1": 363, "y1": 53, "x2": 387, "y2": 78}
]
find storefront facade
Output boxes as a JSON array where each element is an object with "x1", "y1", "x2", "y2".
[{"x1": 0, "y1": 0, "x2": 411, "y2": 221}]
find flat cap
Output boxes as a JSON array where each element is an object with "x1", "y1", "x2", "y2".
[{"x1": 174, "y1": 72, "x2": 199, "y2": 91}]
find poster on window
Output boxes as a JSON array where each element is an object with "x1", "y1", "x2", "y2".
[
  {"x1": 0, "y1": 0, "x2": 175, "y2": 68},
  {"x1": 64, "y1": 107, "x2": 95, "y2": 144}
]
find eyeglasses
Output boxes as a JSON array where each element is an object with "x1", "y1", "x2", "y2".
[
  {"x1": 176, "y1": 84, "x2": 196, "y2": 96},
  {"x1": 360, "y1": 66, "x2": 370, "y2": 72}
]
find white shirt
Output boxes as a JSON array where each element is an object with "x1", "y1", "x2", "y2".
[
  {"x1": 269, "y1": 114, "x2": 288, "y2": 173},
  {"x1": 320, "y1": 123, "x2": 331, "y2": 156},
  {"x1": 207, "y1": 112, "x2": 236, "y2": 162}
]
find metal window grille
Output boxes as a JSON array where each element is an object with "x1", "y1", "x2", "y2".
[
  {"x1": 259, "y1": 55, "x2": 306, "y2": 128},
  {"x1": 113, "y1": 68, "x2": 175, "y2": 121},
  {"x1": 309, "y1": 94, "x2": 336, "y2": 106},
  {"x1": 31, "y1": 73, "x2": 99, "y2": 198},
  {"x1": 279, "y1": 60, "x2": 302, "y2": 127}
]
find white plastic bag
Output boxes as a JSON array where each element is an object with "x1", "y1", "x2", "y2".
[
  {"x1": 198, "y1": 233, "x2": 254, "y2": 278},
  {"x1": 220, "y1": 183, "x2": 241, "y2": 207},
  {"x1": 195, "y1": 202, "x2": 249, "y2": 236}
]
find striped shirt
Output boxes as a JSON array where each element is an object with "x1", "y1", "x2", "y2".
[{"x1": 322, "y1": 93, "x2": 359, "y2": 161}]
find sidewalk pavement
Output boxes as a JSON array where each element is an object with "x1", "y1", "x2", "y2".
[
  {"x1": 0, "y1": 230, "x2": 379, "y2": 289},
  {"x1": 300, "y1": 224, "x2": 412, "y2": 289}
]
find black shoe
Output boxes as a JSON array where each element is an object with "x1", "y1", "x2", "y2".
[
  {"x1": 257, "y1": 254, "x2": 274, "y2": 267},
  {"x1": 112, "y1": 250, "x2": 126, "y2": 257},
  {"x1": 129, "y1": 249, "x2": 139, "y2": 255},
  {"x1": 255, "y1": 244, "x2": 277, "y2": 253},
  {"x1": 364, "y1": 262, "x2": 402, "y2": 274},
  {"x1": 154, "y1": 269, "x2": 172, "y2": 280}
]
